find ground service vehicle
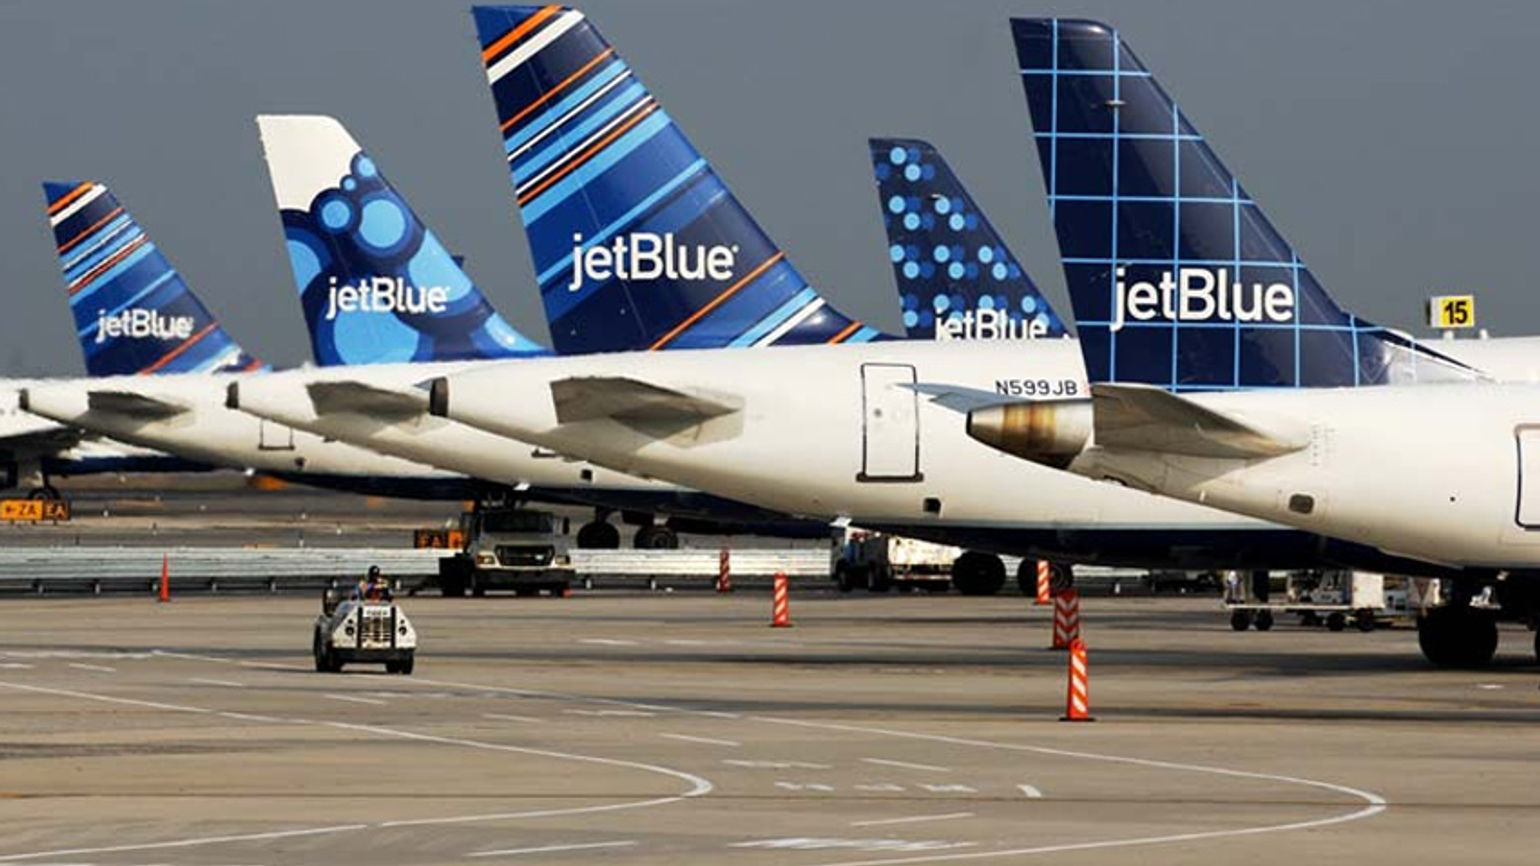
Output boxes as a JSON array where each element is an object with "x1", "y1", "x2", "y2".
[
  {"x1": 437, "y1": 505, "x2": 574, "y2": 597},
  {"x1": 313, "y1": 590, "x2": 417, "y2": 674},
  {"x1": 834, "y1": 530, "x2": 958, "y2": 593}
]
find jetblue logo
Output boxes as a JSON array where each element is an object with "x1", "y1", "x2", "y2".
[
  {"x1": 568, "y1": 233, "x2": 738, "y2": 292},
  {"x1": 1111, "y1": 267, "x2": 1294, "y2": 333},
  {"x1": 324, "y1": 276, "x2": 450, "y2": 321},
  {"x1": 935, "y1": 308, "x2": 1050, "y2": 342},
  {"x1": 95, "y1": 308, "x2": 195, "y2": 344}
]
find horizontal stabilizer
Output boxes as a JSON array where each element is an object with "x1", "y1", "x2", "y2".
[
  {"x1": 86, "y1": 390, "x2": 188, "y2": 419},
  {"x1": 307, "y1": 380, "x2": 428, "y2": 418},
  {"x1": 551, "y1": 377, "x2": 741, "y2": 431},
  {"x1": 905, "y1": 382, "x2": 1017, "y2": 414},
  {"x1": 1092, "y1": 383, "x2": 1304, "y2": 458}
]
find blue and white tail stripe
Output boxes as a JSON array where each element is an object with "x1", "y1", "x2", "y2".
[
  {"x1": 1011, "y1": 19, "x2": 1476, "y2": 390},
  {"x1": 43, "y1": 181, "x2": 264, "y2": 376},
  {"x1": 256, "y1": 115, "x2": 548, "y2": 366},
  {"x1": 870, "y1": 138, "x2": 1068, "y2": 342},
  {"x1": 473, "y1": 5, "x2": 876, "y2": 354}
]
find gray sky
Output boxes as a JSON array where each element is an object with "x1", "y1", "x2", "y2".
[{"x1": 2, "y1": 0, "x2": 1536, "y2": 374}]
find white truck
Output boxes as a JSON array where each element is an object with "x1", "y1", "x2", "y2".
[
  {"x1": 313, "y1": 589, "x2": 417, "y2": 674},
  {"x1": 833, "y1": 529, "x2": 958, "y2": 593},
  {"x1": 1224, "y1": 570, "x2": 1411, "y2": 632},
  {"x1": 437, "y1": 505, "x2": 575, "y2": 597}
]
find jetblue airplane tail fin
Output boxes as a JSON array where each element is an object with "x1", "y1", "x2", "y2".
[
  {"x1": 256, "y1": 114, "x2": 548, "y2": 366},
  {"x1": 1011, "y1": 19, "x2": 1474, "y2": 389},
  {"x1": 869, "y1": 138, "x2": 1067, "y2": 342},
  {"x1": 43, "y1": 181, "x2": 264, "y2": 376},
  {"x1": 471, "y1": 5, "x2": 878, "y2": 353}
]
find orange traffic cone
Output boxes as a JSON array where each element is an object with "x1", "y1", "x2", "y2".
[
  {"x1": 1060, "y1": 638, "x2": 1094, "y2": 722},
  {"x1": 157, "y1": 553, "x2": 170, "y2": 603},
  {"x1": 770, "y1": 572, "x2": 791, "y2": 627},
  {"x1": 716, "y1": 546, "x2": 733, "y2": 593}
]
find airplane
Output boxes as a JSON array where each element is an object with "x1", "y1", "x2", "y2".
[
  {"x1": 0, "y1": 181, "x2": 268, "y2": 501},
  {"x1": 228, "y1": 6, "x2": 1097, "y2": 580},
  {"x1": 961, "y1": 18, "x2": 1540, "y2": 665},
  {"x1": 17, "y1": 181, "x2": 484, "y2": 500},
  {"x1": 231, "y1": 114, "x2": 832, "y2": 549},
  {"x1": 410, "y1": 4, "x2": 1509, "y2": 599}
]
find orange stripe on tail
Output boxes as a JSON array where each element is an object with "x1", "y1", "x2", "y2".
[
  {"x1": 648, "y1": 252, "x2": 786, "y2": 351},
  {"x1": 47, "y1": 182, "x2": 94, "y2": 216},
  {"x1": 139, "y1": 323, "x2": 217, "y2": 375},
  {"x1": 481, "y1": 4, "x2": 560, "y2": 64},
  {"x1": 58, "y1": 206, "x2": 124, "y2": 255},
  {"x1": 517, "y1": 101, "x2": 658, "y2": 206},
  {"x1": 500, "y1": 47, "x2": 615, "y2": 133},
  {"x1": 827, "y1": 322, "x2": 863, "y2": 344}
]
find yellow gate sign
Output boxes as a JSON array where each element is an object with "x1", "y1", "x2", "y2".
[
  {"x1": 1428, "y1": 295, "x2": 1475, "y2": 329},
  {"x1": 1, "y1": 499, "x2": 72, "y2": 522}
]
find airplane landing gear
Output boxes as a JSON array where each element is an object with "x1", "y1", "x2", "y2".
[
  {"x1": 1418, "y1": 604, "x2": 1498, "y2": 668},
  {"x1": 576, "y1": 519, "x2": 620, "y2": 549},
  {"x1": 950, "y1": 551, "x2": 1006, "y2": 596},
  {"x1": 633, "y1": 524, "x2": 679, "y2": 549}
]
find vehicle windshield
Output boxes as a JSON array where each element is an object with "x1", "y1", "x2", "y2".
[{"x1": 481, "y1": 510, "x2": 554, "y2": 534}]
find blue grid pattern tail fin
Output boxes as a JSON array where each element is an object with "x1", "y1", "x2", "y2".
[
  {"x1": 257, "y1": 115, "x2": 549, "y2": 366},
  {"x1": 471, "y1": 5, "x2": 880, "y2": 352},
  {"x1": 870, "y1": 138, "x2": 1067, "y2": 342},
  {"x1": 43, "y1": 181, "x2": 265, "y2": 377},
  {"x1": 1011, "y1": 18, "x2": 1475, "y2": 390}
]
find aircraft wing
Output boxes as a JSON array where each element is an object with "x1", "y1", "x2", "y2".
[
  {"x1": 307, "y1": 380, "x2": 428, "y2": 418},
  {"x1": 550, "y1": 376, "x2": 742, "y2": 434},
  {"x1": 1091, "y1": 383, "x2": 1305, "y2": 458},
  {"x1": 0, "y1": 423, "x2": 81, "y2": 458},
  {"x1": 85, "y1": 390, "x2": 189, "y2": 419}
]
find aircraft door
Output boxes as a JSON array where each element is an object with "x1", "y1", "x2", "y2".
[
  {"x1": 258, "y1": 419, "x2": 296, "y2": 452},
  {"x1": 1516, "y1": 427, "x2": 1540, "y2": 528},
  {"x1": 858, "y1": 363, "x2": 922, "y2": 482}
]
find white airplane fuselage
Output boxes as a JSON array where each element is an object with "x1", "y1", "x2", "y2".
[{"x1": 1066, "y1": 381, "x2": 1540, "y2": 570}]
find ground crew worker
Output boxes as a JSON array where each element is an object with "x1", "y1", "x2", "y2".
[{"x1": 361, "y1": 565, "x2": 392, "y2": 602}]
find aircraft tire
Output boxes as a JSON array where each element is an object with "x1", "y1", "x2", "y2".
[{"x1": 951, "y1": 551, "x2": 1006, "y2": 596}]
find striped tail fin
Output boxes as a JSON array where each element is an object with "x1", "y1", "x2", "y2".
[
  {"x1": 1011, "y1": 18, "x2": 1476, "y2": 390},
  {"x1": 471, "y1": 4, "x2": 880, "y2": 353},
  {"x1": 42, "y1": 181, "x2": 265, "y2": 376},
  {"x1": 869, "y1": 138, "x2": 1067, "y2": 342},
  {"x1": 256, "y1": 114, "x2": 549, "y2": 366}
]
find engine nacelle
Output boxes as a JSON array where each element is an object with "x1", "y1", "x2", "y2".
[{"x1": 966, "y1": 400, "x2": 1093, "y2": 469}]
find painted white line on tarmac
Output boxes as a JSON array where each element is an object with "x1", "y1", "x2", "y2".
[
  {"x1": 861, "y1": 758, "x2": 950, "y2": 773},
  {"x1": 66, "y1": 663, "x2": 115, "y2": 673},
  {"x1": 323, "y1": 693, "x2": 386, "y2": 706},
  {"x1": 578, "y1": 638, "x2": 638, "y2": 646},
  {"x1": 660, "y1": 733, "x2": 740, "y2": 747},
  {"x1": 0, "y1": 680, "x2": 714, "y2": 863},
  {"x1": 749, "y1": 718, "x2": 1388, "y2": 866},
  {"x1": 851, "y1": 813, "x2": 974, "y2": 828},
  {"x1": 0, "y1": 663, "x2": 33, "y2": 670},
  {"x1": 219, "y1": 712, "x2": 282, "y2": 724},
  {"x1": 0, "y1": 822, "x2": 369, "y2": 863},
  {"x1": 483, "y1": 713, "x2": 541, "y2": 723},
  {"x1": 189, "y1": 678, "x2": 245, "y2": 688},
  {"x1": 136, "y1": 647, "x2": 1388, "y2": 863},
  {"x1": 469, "y1": 840, "x2": 637, "y2": 858}
]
